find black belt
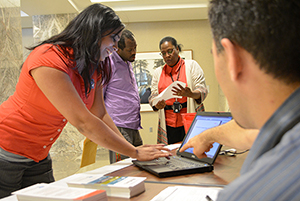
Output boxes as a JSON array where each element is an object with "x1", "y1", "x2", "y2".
[{"x1": 164, "y1": 102, "x2": 187, "y2": 110}]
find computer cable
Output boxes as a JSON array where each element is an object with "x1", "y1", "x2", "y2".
[{"x1": 219, "y1": 148, "x2": 249, "y2": 156}]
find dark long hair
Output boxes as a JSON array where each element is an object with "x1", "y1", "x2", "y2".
[{"x1": 28, "y1": 3, "x2": 125, "y2": 95}]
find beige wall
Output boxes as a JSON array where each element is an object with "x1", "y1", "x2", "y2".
[
  {"x1": 125, "y1": 19, "x2": 219, "y2": 112},
  {"x1": 0, "y1": 0, "x2": 22, "y2": 104},
  {"x1": 140, "y1": 109, "x2": 159, "y2": 144}
]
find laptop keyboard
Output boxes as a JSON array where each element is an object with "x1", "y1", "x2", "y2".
[{"x1": 159, "y1": 156, "x2": 206, "y2": 170}]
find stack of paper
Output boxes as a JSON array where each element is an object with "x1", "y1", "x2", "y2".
[
  {"x1": 13, "y1": 183, "x2": 107, "y2": 201},
  {"x1": 67, "y1": 173, "x2": 146, "y2": 198}
]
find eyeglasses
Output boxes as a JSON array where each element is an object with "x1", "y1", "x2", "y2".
[
  {"x1": 160, "y1": 48, "x2": 174, "y2": 57},
  {"x1": 112, "y1": 34, "x2": 120, "y2": 43}
]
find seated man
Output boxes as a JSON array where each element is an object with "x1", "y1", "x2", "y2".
[{"x1": 181, "y1": 0, "x2": 300, "y2": 200}]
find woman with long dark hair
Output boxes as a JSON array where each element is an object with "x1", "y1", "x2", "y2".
[{"x1": 0, "y1": 4, "x2": 170, "y2": 198}]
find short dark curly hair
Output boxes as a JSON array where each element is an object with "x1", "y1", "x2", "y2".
[
  {"x1": 118, "y1": 29, "x2": 135, "y2": 50},
  {"x1": 209, "y1": 0, "x2": 300, "y2": 84}
]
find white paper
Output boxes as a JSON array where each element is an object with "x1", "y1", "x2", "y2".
[
  {"x1": 150, "y1": 186, "x2": 222, "y2": 201},
  {"x1": 13, "y1": 183, "x2": 104, "y2": 200},
  {"x1": 152, "y1": 81, "x2": 186, "y2": 106},
  {"x1": 85, "y1": 158, "x2": 133, "y2": 174},
  {"x1": 0, "y1": 195, "x2": 17, "y2": 201}
]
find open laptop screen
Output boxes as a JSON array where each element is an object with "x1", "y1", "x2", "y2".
[{"x1": 179, "y1": 112, "x2": 232, "y2": 158}]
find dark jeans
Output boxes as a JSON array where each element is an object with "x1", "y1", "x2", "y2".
[
  {"x1": 166, "y1": 125, "x2": 185, "y2": 144},
  {"x1": 109, "y1": 127, "x2": 143, "y2": 164},
  {"x1": 0, "y1": 155, "x2": 54, "y2": 198}
]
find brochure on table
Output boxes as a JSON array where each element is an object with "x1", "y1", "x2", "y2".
[
  {"x1": 12, "y1": 183, "x2": 107, "y2": 201},
  {"x1": 67, "y1": 174, "x2": 146, "y2": 198}
]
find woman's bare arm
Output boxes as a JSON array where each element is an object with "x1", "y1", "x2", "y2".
[{"x1": 31, "y1": 67, "x2": 170, "y2": 160}]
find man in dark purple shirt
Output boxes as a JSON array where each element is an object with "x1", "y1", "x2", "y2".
[{"x1": 103, "y1": 30, "x2": 143, "y2": 163}]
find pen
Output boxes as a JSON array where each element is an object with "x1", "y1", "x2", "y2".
[{"x1": 206, "y1": 195, "x2": 213, "y2": 201}]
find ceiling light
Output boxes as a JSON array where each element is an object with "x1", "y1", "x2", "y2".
[{"x1": 113, "y1": 4, "x2": 207, "y2": 12}]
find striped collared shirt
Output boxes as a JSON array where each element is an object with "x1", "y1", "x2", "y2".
[{"x1": 218, "y1": 87, "x2": 300, "y2": 201}]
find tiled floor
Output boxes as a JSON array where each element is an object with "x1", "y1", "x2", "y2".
[{"x1": 52, "y1": 147, "x2": 110, "y2": 181}]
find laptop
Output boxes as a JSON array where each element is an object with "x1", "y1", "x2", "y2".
[{"x1": 132, "y1": 112, "x2": 232, "y2": 177}]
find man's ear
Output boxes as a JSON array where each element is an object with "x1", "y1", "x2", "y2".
[{"x1": 221, "y1": 38, "x2": 242, "y2": 81}]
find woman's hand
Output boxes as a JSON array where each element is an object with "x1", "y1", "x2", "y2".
[
  {"x1": 135, "y1": 144, "x2": 172, "y2": 161},
  {"x1": 172, "y1": 83, "x2": 201, "y2": 100},
  {"x1": 155, "y1": 99, "x2": 166, "y2": 110},
  {"x1": 172, "y1": 83, "x2": 192, "y2": 97}
]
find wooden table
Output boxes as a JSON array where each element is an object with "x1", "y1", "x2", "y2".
[{"x1": 106, "y1": 152, "x2": 247, "y2": 200}]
